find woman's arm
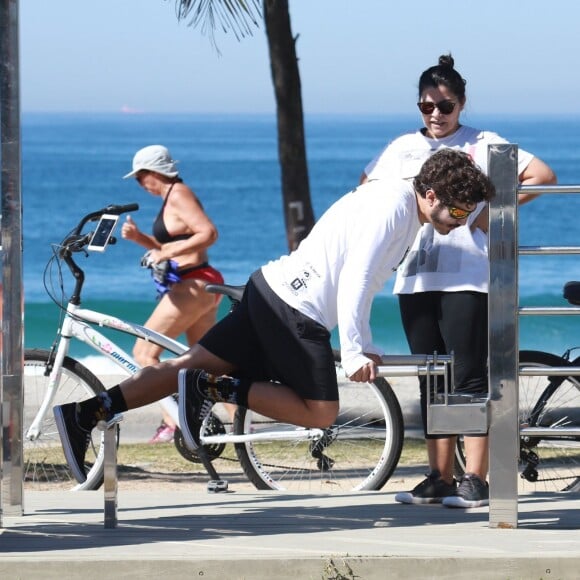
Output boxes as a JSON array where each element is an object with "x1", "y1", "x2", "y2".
[
  {"x1": 471, "y1": 156, "x2": 557, "y2": 231},
  {"x1": 518, "y1": 156, "x2": 557, "y2": 205}
]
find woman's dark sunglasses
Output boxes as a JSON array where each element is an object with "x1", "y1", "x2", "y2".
[{"x1": 417, "y1": 100, "x2": 456, "y2": 115}]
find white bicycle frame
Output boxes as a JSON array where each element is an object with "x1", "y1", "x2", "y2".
[
  {"x1": 26, "y1": 301, "x2": 187, "y2": 441},
  {"x1": 26, "y1": 301, "x2": 325, "y2": 445}
]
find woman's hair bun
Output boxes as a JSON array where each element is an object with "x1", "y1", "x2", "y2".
[{"x1": 438, "y1": 54, "x2": 455, "y2": 69}]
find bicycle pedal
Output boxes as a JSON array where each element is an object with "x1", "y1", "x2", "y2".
[
  {"x1": 97, "y1": 413, "x2": 124, "y2": 431},
  {"x1": 207, "y1": 479, "x2": 229, "y2": 493}
]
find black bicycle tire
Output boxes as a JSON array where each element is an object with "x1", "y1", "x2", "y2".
[
  {"x1": 455, "y1": 350, "x2": 580, "y2": 492},
  {"x1": 23, "y1": 348, "x2": 108, "y2": 491},
  {"x1": 233, "y1": 364, "x2": 404, "y2": 492}
]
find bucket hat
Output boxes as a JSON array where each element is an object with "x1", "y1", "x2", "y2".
[{"x1": 123, "y1": 145, "x2": 179, "y2": 179}]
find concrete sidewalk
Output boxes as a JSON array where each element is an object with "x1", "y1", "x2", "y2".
[
  {"x1": 6, "y1": 371, "x2": 578, "y2": 578},
  {"x1": 1, "y1": 487, "x2": 580, "y2": 579}
]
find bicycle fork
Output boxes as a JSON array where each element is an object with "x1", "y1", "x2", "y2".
[{"x1": 26, "y1": 341, "x2": 70, "y2": 441}]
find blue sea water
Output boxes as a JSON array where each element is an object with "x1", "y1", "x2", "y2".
[{"x1": 21, "y1": 112, "x2": 580, "y2": 364}]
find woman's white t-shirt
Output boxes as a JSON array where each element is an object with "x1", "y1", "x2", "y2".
[{"x1": 364, "y1": 125, "x2": 534, "y2": 293}]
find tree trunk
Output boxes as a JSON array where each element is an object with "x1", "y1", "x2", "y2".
[{"x1": 263, "y1": 0, "x2": 315, "y2": 251}]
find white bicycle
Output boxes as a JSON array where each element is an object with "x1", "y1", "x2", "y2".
[{"x1": 24, "y1": 205, "x2": 406, "y2": 493}]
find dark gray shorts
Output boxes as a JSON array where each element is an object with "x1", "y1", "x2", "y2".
[{"x1": 199, "y1": 269, "x2": 338, "y2": 401}]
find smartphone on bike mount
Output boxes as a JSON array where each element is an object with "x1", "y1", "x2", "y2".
[{"x1": 87, "y1": 214, "x2": 119, "y2": 252}]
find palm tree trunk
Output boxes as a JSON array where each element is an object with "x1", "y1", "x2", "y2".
[{"x1": 263, "y1": 0, "x2": 315, "y2": 251}]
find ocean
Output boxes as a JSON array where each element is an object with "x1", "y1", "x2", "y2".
[{"x1": 20, "y1": 112, "x2": 580, "y2": 369}]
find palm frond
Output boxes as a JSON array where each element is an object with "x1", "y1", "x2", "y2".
[{"x1": 174, "y1": 0, "x2": 262, "y2": 47}]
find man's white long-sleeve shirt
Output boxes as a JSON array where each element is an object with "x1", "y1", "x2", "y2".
[{"x1": 261, "y1": 178, "x2": 421, "y2": 377}]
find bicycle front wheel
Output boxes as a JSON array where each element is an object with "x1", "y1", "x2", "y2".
[
  {"x1": 233, "y1": 361, "x2": 404, "y2": 492},
  {"x1": 24, "y1": 349, "x2": 108, "y2": 491}
]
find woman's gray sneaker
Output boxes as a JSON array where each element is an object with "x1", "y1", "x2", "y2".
[{"x1": 442, "y1": 473, "x2": 489, "y2": 508}]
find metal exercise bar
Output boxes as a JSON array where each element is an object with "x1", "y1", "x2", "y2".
[
  {"x1": 520, "y1": 247, "x2": 580, "y2": 255},
  {"x1": 375, "y1": 365, "x2": 448, "y2": 377},
  {"x1": 520, "y1": 365, "x2": 580, "y2": 375},
  {"x1": 520, "y1": 307, "x2": 580, "y2": 316},
  {"x1": 375, "y1": 353, "x2": 452, "y2": 378},
  {"x1": 97, "y1": 414, "x2": 123, "y2": 529},
  {"x1": 519, "y1": 185, "x2": 580, "y2": 194},
  {"x1": 520, "y1": 427, "x2": 580, "y2": 437}
]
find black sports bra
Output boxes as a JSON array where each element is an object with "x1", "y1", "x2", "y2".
[{"x1": 152, "y1": 182, "x2": 190, "y2": 244}]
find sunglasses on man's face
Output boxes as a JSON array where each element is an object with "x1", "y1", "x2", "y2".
[
  {"x1": 417, "y1": 100, "x2": 457, "y2": 115},
  {"x1": 446, "y1": 204, "x2": 475, "y2": 220}
]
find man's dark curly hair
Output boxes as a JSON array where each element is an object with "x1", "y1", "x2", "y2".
[{"x1": 414, "y1": 149, "x2": 496, "y2": 206}]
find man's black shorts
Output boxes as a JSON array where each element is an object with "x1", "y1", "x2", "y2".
[{"x1": 199, "y1": 269, "x2": 338, "y2": 401}]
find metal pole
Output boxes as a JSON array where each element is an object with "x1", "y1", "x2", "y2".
[
  {"x1": 98, "y1": 417, "x2": 123, "y2": 529},
  {"x1": 0, "y1": 177, "x2": 2, "y2": 530},
  {"x1": 0, "y1": 0, "x2": 24, "y2": 517},
  {"x1": 487, "y1": 144, "x2": 519, "y2": 528}
]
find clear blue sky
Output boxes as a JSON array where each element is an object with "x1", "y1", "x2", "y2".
[{"x1": 19, "y1": 0, "x2": 580, "y2": 116}]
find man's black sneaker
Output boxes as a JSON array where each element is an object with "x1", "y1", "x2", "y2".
[
  {"x1": 395, "y1": 469, "x2": 457, "y2": 505},
  {"x1": 442, "y1": 473, "x2": 489, "y2": 508},
  {"x1": 54, "y1": 402, "x2": 91, "y2": 483},
  {"x1": 178, "y1": 369, "x2": 214, "y2": 451}
]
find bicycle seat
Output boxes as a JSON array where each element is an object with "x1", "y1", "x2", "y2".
[
  {"x1": 563, "y1": 281, "x2": 580, "y2": 305},
  {"x1": 205, "y1": 283, "x2": 246, "y2": 302}
]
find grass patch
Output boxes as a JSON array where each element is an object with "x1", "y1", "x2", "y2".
[
  {"x1": 116, "y1": 437, "x2": 429, "y2": 473},
  {"x1": 399, "y1": 437, "x2": 429, "y2": 465}
]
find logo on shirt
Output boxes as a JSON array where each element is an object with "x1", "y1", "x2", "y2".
[
  {"x1": 287, "y1": 267, "x2": 317, "y2": 295},
  {"x1": 291, "y1": 277, "x2": 304, "y2": 291}
]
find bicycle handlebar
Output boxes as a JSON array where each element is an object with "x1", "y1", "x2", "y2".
[
  {"x1": 59, "y1": 203, "x2": 139, "y2": 254},
  {"x1": 54, "y1": 203, "x2": 140, "y2": 305},
  {"x1": 72, "y1": 203, "x2": 140, "y2": 236}
]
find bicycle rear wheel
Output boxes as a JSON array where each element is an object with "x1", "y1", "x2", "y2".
[
  {"x1": 455, "y1": 350, "x2": 580, "y2": 493},
  {"x1": 518, "y1": 350, "x2": 580, "y2": 492},
  {"x1": 233, "y1": 361, "x2": 404, "y2": 492},
  {"x1": 23, "y1": 349, "x2": 108, "y2": 491}
]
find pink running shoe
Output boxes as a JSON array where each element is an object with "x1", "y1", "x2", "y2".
[{"x1": 148, "y1": 421, "x2": 176, "y2": 443}]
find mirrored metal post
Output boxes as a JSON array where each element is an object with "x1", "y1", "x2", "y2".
[
  {"x1": 0, "y1": 234, "x2": 3, "y2": 527},
  {"x1": 98, "y1": 416, "x2": 122, "y2": 529},
  {"x1": 1, "y1": 0, "x2": 24, "y2": 517},
  {"x1": 487, "y1": 144, "x2": 519, "y2": 528}
]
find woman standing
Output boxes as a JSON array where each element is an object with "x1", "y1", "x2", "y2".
[
  {"x1": 361, "y1": 55, "x2": 556, "y2": 508},
  {"x1": 122, "y1": 145, "x2": 224, "y2": 442}
]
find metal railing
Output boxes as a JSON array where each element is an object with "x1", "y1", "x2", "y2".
[{"x1": 487, "y1": 145, "x2": 580, "y2": 528}]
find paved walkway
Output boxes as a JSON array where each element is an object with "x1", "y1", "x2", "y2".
[
  {"x1": 1, "y1": 486, "x2": 580, "y2": 579},
  {"x1": 4, "y1": 375, "x2": 579, "y2": 578}
]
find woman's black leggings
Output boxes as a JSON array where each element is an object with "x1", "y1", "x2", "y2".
[{"x1": 398, "y1": 291, "x2": 488, "y2": 439}]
